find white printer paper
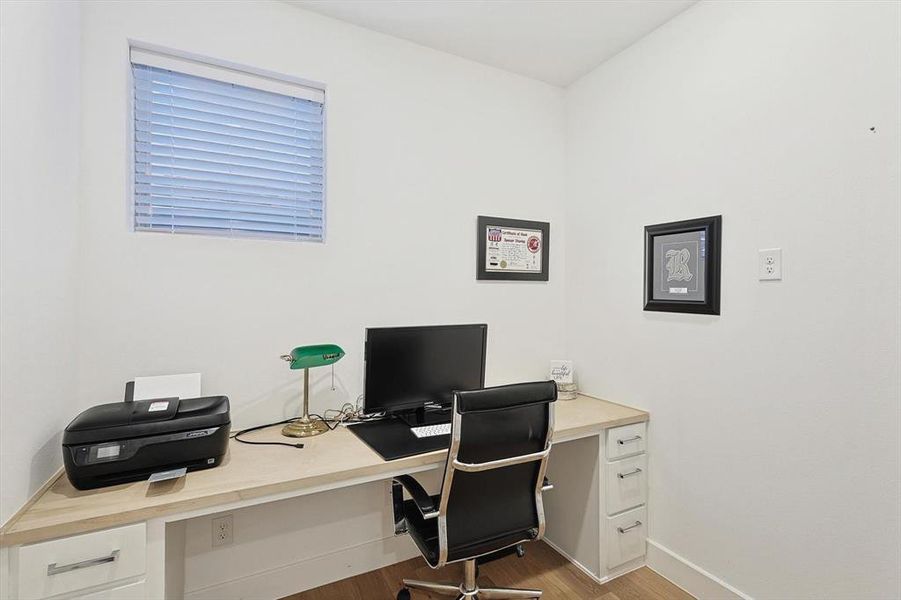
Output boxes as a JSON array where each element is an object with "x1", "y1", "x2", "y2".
[
  {"x1": 148, "y1": 467, "x2": 187, "y2": 483},
  {"x1": 133, "y1": 373, "x2": 201, "y2": 401}
]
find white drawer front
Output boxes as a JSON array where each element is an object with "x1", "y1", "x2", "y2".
[
  {"x1": 606, "y1": 506, "x2": 647, "y2": 569},
  {"x1": 74, "y1": 580, "x2": 146, "y2": 600},
  {"x1": 606, "y1": 453, "x2": 647, "y2": 515},
  {"x1": 606, "y1": 422, "x2": 646, "y2": 460},
  {"x1": 17, "y1": 523, "x2": 146, "y2": 600}
]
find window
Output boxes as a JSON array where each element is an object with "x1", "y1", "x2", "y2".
[{"x1": 131, "y1": 48, "x2": 325, "y2": 242}]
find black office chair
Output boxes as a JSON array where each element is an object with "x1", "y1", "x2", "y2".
[{"x1": 392, "y1": 380, "x2": 557, "y2": 600}]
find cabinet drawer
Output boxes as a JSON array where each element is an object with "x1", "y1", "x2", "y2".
[
  {"x1": 606, "y1": 454, "x2": 647, "y2": 515},
  {"x1": 74, "y1": 580, "x2": 146, "y2": 600},
  {"x1": 605, "y1": 506, "x2": 647, "y2": 569},
  {"x1": 17, "y1": 523, "x2": 146, "y2": 600},
  {"x1": 606, "y1": 422, "x2": 646, "y2": 460}
]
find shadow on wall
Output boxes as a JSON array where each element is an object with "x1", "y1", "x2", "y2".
[
  {"x1": 229, "y1": 368, "x2": 352, "y2": 428},
  {"x1": 29, "y1": 431, "x2": 63, "y2": 493},
  {"x1": 641, "y1": 312, "x2": 718, "y2": 326}
]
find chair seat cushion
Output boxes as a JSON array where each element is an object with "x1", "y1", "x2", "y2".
[{"x1": 403, "y1": 498, "x2": 536, "y2": 567}]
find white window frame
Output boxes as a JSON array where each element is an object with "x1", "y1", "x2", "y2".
[{"x1": 126, "y1": 42, "x2": 328, "y2": 243}]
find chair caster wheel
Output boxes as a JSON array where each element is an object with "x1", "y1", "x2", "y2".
[
  {"x1": 515, "y1": 544, "x2": 525, "y2": 558},
  {"x1": 397, "y1": 588, "x2": 411, "y2": 600}
]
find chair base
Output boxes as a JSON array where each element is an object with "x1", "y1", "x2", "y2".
[{"x1": 400, "y1": 558, "x2": 541, "y2": 600}]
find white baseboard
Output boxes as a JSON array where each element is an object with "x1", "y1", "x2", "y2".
[
  {"x1": 181, "y1": 532, "x2": 752, "y2": 600},
  {"x1": 646, "y1": 539, "x2": 752, "y2": 600},
  {"x1": 184, "y1": 535, "x2": 420, "y2": 600}
]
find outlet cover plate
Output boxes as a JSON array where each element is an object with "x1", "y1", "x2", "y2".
[
  {"x1": 212, "y1": 514, "x2": 233, "y2": 547},
  {"x1": 758, "y1": 248, "x2": 782, "y2": 281}
]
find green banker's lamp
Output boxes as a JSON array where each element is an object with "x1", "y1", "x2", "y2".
[{"x1": 280, "y1": 344, "x2": 345, "y2": 438}]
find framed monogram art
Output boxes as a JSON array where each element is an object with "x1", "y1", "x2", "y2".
[{"x1": 643, "y1": 215, "x2": 721, "y2": 315}]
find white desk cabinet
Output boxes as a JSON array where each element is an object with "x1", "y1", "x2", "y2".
[
  {"x1": 9, "y1": 523, "x2": 147, "y2": 600},
  {"x1": 544, "y1": 420, "x2": 649, "y2": 581}
]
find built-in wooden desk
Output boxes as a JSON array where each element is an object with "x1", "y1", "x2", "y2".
[
  {"x1": 0, "y1": 394, "x2": 648, "y2": 600},
  {"x1": 0, "y1": 394, "x2": 645, "y2": 548}
]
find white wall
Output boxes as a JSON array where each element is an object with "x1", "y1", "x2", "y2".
[
  {"x1": 76, "y1": 0, "x2": 566, "y2": 428},
  {"x1": 0, "y1": 1, "x2": 82, "y2": 525},
  {"x1": 564, "y1": 2, "x2": 900, "y2": 599},
  {"x1": 179, "y1": 478, "x2": 431, "y2": 599},
  {"x1": 4, "y1": 3, "x2": 899, "y2": 598}
]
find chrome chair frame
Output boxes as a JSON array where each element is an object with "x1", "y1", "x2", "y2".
[{"x1": 394, "y1": 389, "x2": 555, "y2": 600}]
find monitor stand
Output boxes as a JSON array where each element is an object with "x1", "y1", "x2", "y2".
[{"x1": 398, "y1": 405, "x2": 452, "y2": 428}]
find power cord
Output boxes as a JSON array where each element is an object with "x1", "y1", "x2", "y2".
[
  {"x1": 230, "y1": 418, "x2": 306, "y2": 448},
  {"x1": 231, "y1": 395, "x2": 387, "y2": 448},
  {"x1": 321, "y1": 395, "x2": 386, "y2": 426}
]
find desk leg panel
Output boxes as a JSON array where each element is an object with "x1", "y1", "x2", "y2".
[
  {"x1": 145, "y1": 519, "x2": 167, "y2": 600},
  {"x1": 543, "y1": 434, "x2": 602, "y2": 581},
  {"x1": 0, "y1": 544, "x2": 14, "y2": 599}
]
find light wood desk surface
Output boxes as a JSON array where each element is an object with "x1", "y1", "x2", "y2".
[{"x1": 0, "y1": 394, "x2": 647, "y2": 547}]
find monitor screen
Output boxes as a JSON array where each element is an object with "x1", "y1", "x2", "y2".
[{"x1": 364, "y1": 324, "x2": 487, "y2": 414}]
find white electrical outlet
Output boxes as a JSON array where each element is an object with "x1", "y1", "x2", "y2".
[
  {"x1": 758, "y1": 248, "x2": 782, "y2": 281},
  {"x1": 212, "y1": 514, "x2": 233, "y2": 547}
]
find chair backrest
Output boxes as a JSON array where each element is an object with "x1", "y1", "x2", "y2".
[{"x1": 436, "y1": 381, "x2": 557, "y2": 565}]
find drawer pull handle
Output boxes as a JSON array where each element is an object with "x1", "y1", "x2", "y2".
[
  {"x1": 618, "y1": 468, "x2": 643, "y2": 479},
  {"x1": 617, "y1": 435, "x2": 642, "y2": 445},
  {"x1": 47, "y1": 549, "x2": 120, "y2": 576},
  {"x1": 617, "y1": 521, "x2": 642, "y2": 534}
]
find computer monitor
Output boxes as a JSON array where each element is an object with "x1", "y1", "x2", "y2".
[{"x1": 364, "y1": 324, "x2": 487, "y2": 423}]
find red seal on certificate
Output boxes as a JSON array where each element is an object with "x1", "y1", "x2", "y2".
[{"x1": 527, "y1": 235, "x2": 541, "y2": 254}]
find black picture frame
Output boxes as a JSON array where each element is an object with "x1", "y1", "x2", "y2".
[
  {"x1": 644, "y1": 215, "x2": 721, "y2": 315},
  {"x1": 477, "y1": 216, "x2": 550, "y2": 281}
]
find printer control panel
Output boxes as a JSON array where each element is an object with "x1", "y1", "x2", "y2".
[
  {"x1": 69, "y1": 427, "x2": 221, "y2": 466},
  {"x1": 72, "y1": 439, "x2": 139, "y2": 466},
  {"x1": 89, "y1": 442, "x2": 122, "y2": 463}
]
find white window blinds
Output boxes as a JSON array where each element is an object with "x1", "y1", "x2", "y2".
[{"x1": 131, "y1": 49, "x2": 325, "y2": 241}]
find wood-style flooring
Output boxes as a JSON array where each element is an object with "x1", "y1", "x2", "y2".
[{"x1": 282, "y1": 541, "x2": 695, "y2": 600}]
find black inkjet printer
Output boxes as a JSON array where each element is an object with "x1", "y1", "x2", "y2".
[{"x1": 62, "y1": 394, "x2": 230, "y2": 490}]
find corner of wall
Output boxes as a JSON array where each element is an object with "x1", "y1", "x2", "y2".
[{"x1": 0, "y1": 0, "x2": 83, "y2": 525}]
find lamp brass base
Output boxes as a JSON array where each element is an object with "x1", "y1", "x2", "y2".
[{"x1": 282, "y1": 417, "x2": 329, "y2": 438}]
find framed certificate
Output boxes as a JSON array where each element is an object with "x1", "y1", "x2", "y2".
[
  {"x1": 644, "y1": 215, "x2": 721, "y2": 314},
  {"x1": 477, "y1": 216, "x2": 550, "y2": 281}
]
